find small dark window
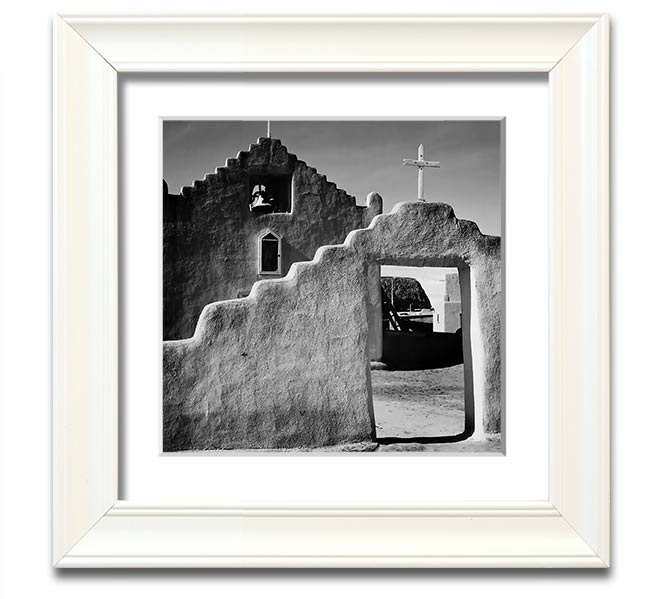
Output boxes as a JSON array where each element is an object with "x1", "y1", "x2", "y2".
[{"x1": 260, "y1": 232, "x2": 281, "y2": 274}]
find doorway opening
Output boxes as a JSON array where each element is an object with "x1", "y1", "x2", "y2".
[{"x1": 370, "y1": 265, "x2": 474, "y2": 444}]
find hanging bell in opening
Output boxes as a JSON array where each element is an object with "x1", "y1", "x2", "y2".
[{"x1": 250, "y1": 184, "x2": 275, "y2": 213}]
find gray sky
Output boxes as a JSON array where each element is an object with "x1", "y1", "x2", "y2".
[{"x1": 163, "y1": 120, "x2": 502, "y2": 236}]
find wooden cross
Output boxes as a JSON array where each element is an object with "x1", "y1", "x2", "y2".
[{"x1": 403, "y1": 144, "x2": 441, "y2": 201}]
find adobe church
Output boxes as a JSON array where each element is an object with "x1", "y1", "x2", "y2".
[
  {"x1": 162, "y1": 137, "x2": 501, "y2": 451},
  {"x1": 163, "y1": 137, "x2": 382, "y2": 340}
]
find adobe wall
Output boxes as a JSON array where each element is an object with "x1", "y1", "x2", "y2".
[
  {"x1": 446, "y1": 272, "x2": 461, "y2": 301},
  {"x1": 163, "y1": 137, "x2": 382, "y2": 340},
  {"x1": 163, "y1": 201, "x2": 501, "y2": 451},
  {"x1": 442, "y1": 302, "x2": 462, "y2": 333}
]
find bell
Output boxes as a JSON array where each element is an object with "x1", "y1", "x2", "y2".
[
  {"x1": 250, "y1": 184, "x2": 275, "y2": 213},
  {"x1": 250, "y1": 193, "x2": 275, "y2": 213}
]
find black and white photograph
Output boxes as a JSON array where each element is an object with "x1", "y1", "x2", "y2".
[
  {"x1": 162, "y1": 119, "x2": 503, "y2": 452},
  {"x1": 6, "y1": 1, "x2": 641, "y2": 586}
]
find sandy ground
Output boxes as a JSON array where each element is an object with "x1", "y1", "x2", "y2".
[
  {"x1": 371, "y1": 364, "x2": 466, "y2": 438},
  {"x1": 245, "y1": 435, "x2": 502, "y2": 453}
]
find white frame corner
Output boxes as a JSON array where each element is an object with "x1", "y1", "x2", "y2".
[{"x1": 53, "y1": 14, "x2": 609, "y2": 568}]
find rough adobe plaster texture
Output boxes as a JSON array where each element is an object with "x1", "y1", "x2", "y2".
[
  {"x1": 163, "y1": 137, "x2": 382, "y2": 340},
  {"x1": 163, "y1": 202, "x2": 501, "y2": 451}
]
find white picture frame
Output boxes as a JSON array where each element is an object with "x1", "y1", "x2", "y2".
[{"x1": 53, "y1": 15, "x2": 609, "y2": 568}]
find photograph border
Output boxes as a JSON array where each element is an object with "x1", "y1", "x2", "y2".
[{"x1": 53, "y1": 15, "x2": 609, "y2": 568}]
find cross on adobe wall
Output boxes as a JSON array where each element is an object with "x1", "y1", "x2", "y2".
[{"x1": 402, "y1": 144, "x2": 441, "y2": 201}]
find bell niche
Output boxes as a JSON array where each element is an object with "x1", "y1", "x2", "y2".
[{"x1": 248, "y1": 172, "x2": 292, "y2": 213}]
